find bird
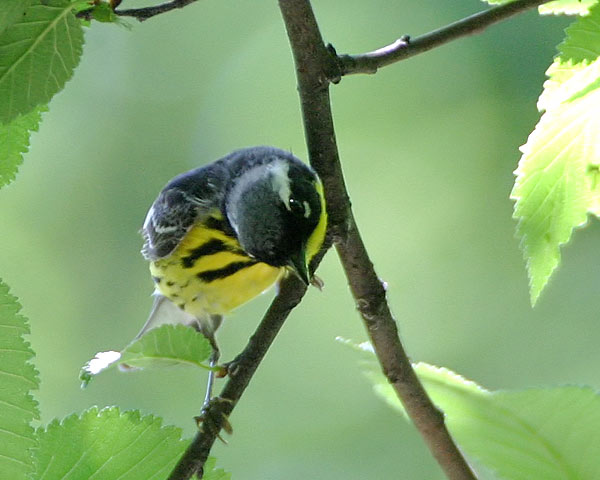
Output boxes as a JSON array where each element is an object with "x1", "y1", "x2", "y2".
[{"x1": 135, "y1": 146, "x2": 327, "y2": 406}]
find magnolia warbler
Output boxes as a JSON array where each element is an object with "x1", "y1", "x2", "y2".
[{"x1": 135, "y1": 146, "x2": 327, "y2": 404}]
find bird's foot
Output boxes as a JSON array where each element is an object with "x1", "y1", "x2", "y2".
[
  {"x1": 218, "y1": 354, "x2": 244, "y2": 378},
  {"x1": 195, "y1": 396, "x2": 234, "y2": 442}
]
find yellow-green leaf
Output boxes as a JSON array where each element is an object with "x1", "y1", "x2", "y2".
[
  {"x1": 511, "y1": 3, "x2": 600, "y2": 304},
  {"x1": 539, "y1": 0, "x2": 598, "y2": 15}
]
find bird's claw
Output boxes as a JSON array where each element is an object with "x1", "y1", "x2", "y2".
[
  {"x1": 311, "y1": 274, "x2": 324, "y2": 290},
  {"x1": 219, "y1": 354, "x2": 243, "y2": 378}
]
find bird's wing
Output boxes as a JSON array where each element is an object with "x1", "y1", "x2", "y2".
[
  {"x1": 141, "y1": 165, "x2": 227, "y2": 261},
  {"x1": 141, "y1": 188, "x2": 207, "y2": 260}
]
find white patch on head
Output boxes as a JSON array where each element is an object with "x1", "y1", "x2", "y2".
[
  {"x1": 302, "y1": 201, "x2": 311, "y2": 218},
  {"x1": 226, "y1": 160, "x2": 291, "y2": 232},
  {"x1": 269, "y1": 160, "x2": 291, "y2": 210}
]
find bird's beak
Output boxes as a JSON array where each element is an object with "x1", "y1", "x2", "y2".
[{"x1": 287, "y1": 248, "x2": 310, "y2": 286}]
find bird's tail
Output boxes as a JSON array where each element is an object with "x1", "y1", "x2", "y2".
[{"x1": 134, "y1": 292, "x2": 199, "y2": 340}]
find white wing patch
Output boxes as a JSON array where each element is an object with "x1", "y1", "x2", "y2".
[{"x1": 153, "y1": 224, "x2": 179, "y2": 233}]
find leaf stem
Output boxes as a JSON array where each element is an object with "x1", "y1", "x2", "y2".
[{"x1": 337, "y1": 0, "x2": 551, "y2": 76}]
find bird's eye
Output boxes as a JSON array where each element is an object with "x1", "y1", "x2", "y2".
[{"x1": 288, "y1": 197, "x2": 305, "y2": 216}]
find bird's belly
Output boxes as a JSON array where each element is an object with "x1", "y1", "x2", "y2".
[{"x1": 150, "y1": 253, "x2": 282, "y2": 317}]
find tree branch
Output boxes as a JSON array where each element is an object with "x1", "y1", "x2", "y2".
[
  {"x1": 278, "y1": 0, "x2": 477, "y2": 479},
  {"x1": 165, "y1": 1, "x2": 551, "y2": 478},
  {"x1": 167, "y1": 275, "x2": 308, "y2": 479},
  {"x1": 337, "y1": 0, "x2": 550, "y2": 76},
  {"x1": 115, "y1": 0, "x2": 199, "y2": 21}
]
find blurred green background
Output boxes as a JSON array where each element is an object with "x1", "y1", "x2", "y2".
[{"x1": 0, "y1": 0, "x2": 593, "y2": 478}]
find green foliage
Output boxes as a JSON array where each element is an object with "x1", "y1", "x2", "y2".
[
  {"x1": 483, "y1": 0, "x2": 599, "y2": 14},
  {"x1": 81, "y1": 324, "x2": 213, "y2": 386},
  {"x1": 78, "y1": 1, "x2": 131, "y2": 28},
  {"x1": 0, "y1": 286, "x2": 228, "y2": 479},
  {"x1": 202, "y1": 457, "x2": 232, "y2": 480},
  {"x1": 0, "y1": 105, "x2": 46, "y2": 187},
  {"x1": 539, "y1": 0, "x2": 598, "y2": 15},
  {"x1": 0, "y1": 0, "x2": 84, "y2": 124},
  {"x1": 121, "y1": 324, "x2": 213, "y2": 369},
  {"x1": 0, "y1": 0, "x2": 31, "y2": 36},
  {"x1": 355, "y1": 345, "x2": 600, "y2": 480},
  {"x1": 32, "y1": 407, "x2": 190, "y2": 480},
  {"x1": 2, "y1": 0, "x2": 600, "y2": 478},
  {"x1": 0, "y1": 280, "x2": 39, "y2": 479},
  {"x1": 89, "y1": 1, "x2": 118, "y2": 23},
  {"x1": 511, "y1": 3, "x2": 600, "y2": 304},
  {"x1": 539, "y1": 4, "x2": 600, "y2": 110}
]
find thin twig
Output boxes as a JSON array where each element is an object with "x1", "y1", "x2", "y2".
[
  {"x1": 337, "y1": 0, "x2": 550, "y2": 76},
  {"x1": 278, "y1": 0, "x2": 477, "y2": 478},
  {"x1": 167, "y1": 275, "x2": 308, "y2": 479},
  {"x1": 115, "y1": 0, "x2": 198, "y2": 21}
]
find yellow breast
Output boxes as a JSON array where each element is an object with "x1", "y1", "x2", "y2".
[{"x1": 150, "y1": 218, "x2": 282, "y2": 318}]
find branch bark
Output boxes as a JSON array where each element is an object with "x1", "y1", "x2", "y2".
[
  {"x1": 337, "y1": 0, "x2": 550, "y2": 76},
  {"x1": 278, "y1": 0, "x2": 477, "y2": 478},
  {"x1": 115, "y1": 0, "x2": 199, "y2": 21}
]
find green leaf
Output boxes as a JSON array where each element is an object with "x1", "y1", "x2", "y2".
[
  {"x1": 0, "y1": 1, "x2": 84, "y2": 124},
  {"x1": 0, "y1": 0, "x2": 31, "y2": 36},
  {"x1": 539, "y1": 0, "x2": 598, "y2": 15},
  {"x1": 32, "y1": 407, "x2": 192, "y2": 480},
  {"x1": 511, "y1": 4, "x2": 600, "y2": 305},
  {"x1": 80, "y1": 324, "x2": 213, "y2": 386},
  {"x1": 0, "y1": 280, "x2": 40, "y2": 479},
  {"x1": 511, "y1": 93, "x2": 599, "y2": 304},
  {"x1": 412, "y1": 367, "x2": 600, "y2": 479},
  {"x1": 352, "y1": 343, "x2": 600, "y2": 480},
  {"x1": 0, "y1": 105, "x2": 46, "y2": 188},
  {"x1": 203, "y1": 457, "x2": 232, "y2": 480},
  {"x1": 90, "y1": 1, "x2": 118, "y2": 23}
]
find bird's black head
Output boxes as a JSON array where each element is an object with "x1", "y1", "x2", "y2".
[{"x1": 225, "y1": 151, "x2": 326, "y2": 284}]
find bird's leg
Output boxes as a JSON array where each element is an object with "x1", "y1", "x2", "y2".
[
  {"x1": 193, "y1": 316, "x2": 233, "y2": 437},
  {"x1": 203, "y1": 345, "x2": 220, "y2": 409},
  {"x1": 197, "y1": 343, "x2": 233, "y2": 438},
  {"x1": 192, "y1": 315, "x2": 223, "y2": 409}
]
